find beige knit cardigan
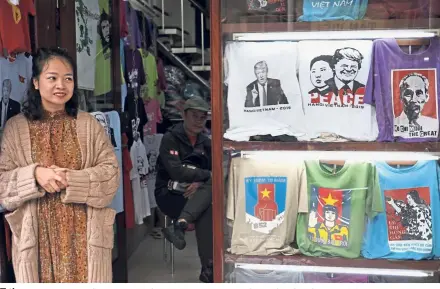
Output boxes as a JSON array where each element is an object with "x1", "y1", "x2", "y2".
[{"x1": 0, "y1": 111, "x2": 120, "y2": 283}]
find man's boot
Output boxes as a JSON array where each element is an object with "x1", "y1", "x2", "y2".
[
  {"x1": 199, "y1": 260, "x2": 213, "y2": 283},
  {"x1": 163, "y1": 220, "x2": 187, "y2": 250}
]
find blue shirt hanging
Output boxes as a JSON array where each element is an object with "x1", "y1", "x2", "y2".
[
  {"x1": 298, "y1": 0, "x2": 369, "y2": 22},
  {"x1": 362, "y1": 161, "x2": 440, "y2": 260}
]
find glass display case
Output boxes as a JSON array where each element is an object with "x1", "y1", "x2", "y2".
[{"x1": 210, "y1": 0, "x2": 440, "y2": 283}]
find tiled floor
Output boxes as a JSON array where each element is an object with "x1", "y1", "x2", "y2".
[{"x1": 128, "y1": 231, "x2": 201, "y2": 283}]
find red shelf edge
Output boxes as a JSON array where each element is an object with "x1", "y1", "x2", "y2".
[{"x1": 223, "y1": 140, "x2": 440, "y2": 152}]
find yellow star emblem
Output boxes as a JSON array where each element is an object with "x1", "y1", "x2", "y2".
[
  {"x1": 261, "y1": 188, "x2": 271, "y2": 199},
  {"x1": 322, "y1": 192, "x2": 338, "y2": 206}
]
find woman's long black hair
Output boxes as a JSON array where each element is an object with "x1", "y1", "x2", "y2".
[{"x1": 22, "y1": 47, "x2": 79, "y2": 120}]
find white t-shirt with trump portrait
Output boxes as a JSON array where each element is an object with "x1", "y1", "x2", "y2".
[{"x1": 224, "y1": 41, "x2": 307, "y2": 141}]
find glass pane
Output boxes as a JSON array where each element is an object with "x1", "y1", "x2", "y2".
[
  {"x1": 75, "y1": 0, "x2": 116, "y2": 261},
  {"x1": 75, "y1": 0, "x2": 114, "y2": 112},
  {"x1": 220, "y1": 0, "x2": 440, "y2": 283}
]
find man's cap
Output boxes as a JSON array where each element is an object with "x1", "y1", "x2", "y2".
[{"x1": 183, "y1": 97, "x2": 210, "y2": 112}]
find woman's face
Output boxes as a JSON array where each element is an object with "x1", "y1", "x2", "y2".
[
  {"x1": 407, "y1": 195, "x2": 416, "y2": 207},
  {"x1": 33, "y1": 57, "x2": 74, "y2": 112}
]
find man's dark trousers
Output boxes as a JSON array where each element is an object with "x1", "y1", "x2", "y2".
[{"x1": 156, "y1": 178, "x2": 213, "y2": 267}]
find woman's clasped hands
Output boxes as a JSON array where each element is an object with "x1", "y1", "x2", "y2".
[{"x1": 35, "y1": 165, "x2": 68, "y2": 193}]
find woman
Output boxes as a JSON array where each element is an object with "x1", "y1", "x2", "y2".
[{"x1": 0, "y1": 48, "x2": 120, "y2": 283}]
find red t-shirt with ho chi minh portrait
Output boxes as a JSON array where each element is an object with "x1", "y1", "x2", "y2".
[{"x1": 0, "y1": 0, "x2": 36, "y2": 55}]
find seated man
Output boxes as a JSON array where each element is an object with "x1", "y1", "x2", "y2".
[{"x1": 154, "y1": 98, "x2": 213, "y2": 283}]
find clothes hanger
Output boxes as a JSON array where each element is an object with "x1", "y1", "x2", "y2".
[
  {"x1": 385, "y1": 160, "x2": 418, "y2": 166},
  {"x1": 319, "y1": 160, "x2": 346, "y2": 175},
  {"x1": 396, "y1": 38, "x2": 431, "y2": 47}
]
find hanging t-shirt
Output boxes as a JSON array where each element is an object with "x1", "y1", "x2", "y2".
[
  {"x1": 227, "y1": 157, "x2": 308, "y2": 256},
  {"x1": 90, "y1": 111, "x2": 123, "y2": 213},
  {"x1": 144, "y1": 134, "x2": 163, "y2": 209},
  {"x1": 122, "y1": 133, "x2": 135, "y2": 229},
  {"x1": 105, "y1": 111, "x2": 124, "y2": 214},
  {"x1": 124, "y1": 91, "x2": 148, "y2": 148},
  {"x1": 75, "y1": 0, "x2": 100, "y2": 91},
  {"x1": 296, "y1": 161, "x2": 382, "y2": 258},
  {"x1": 126, "y1": 1, "x2": 142, "y2": 49},
  {"x1": 119, "y1": 0, "x2": 129, "y2": 37},
  {"x1": 369, "y1": 275, "x2": 440, "y2": 283},
  {"x1": 0, "y1": 0, "x2": 36, "y2": 55},
  {"x1": 303, "y1": 273, "x2": 368, "y2": 283},
  {"x1": 139, "y1": 49, "x2": 159, "y2": 101},
  {"x1": 362, "y1": 161, "x2": 440, "y2": 260},
  {"x1": 224, "y1": 41, "x2": 307, "y2": 141},
  {"x1": 124, "y1": 46, "x2": 146, "y2": 98},
  {"x1": 298, "y1": 0, "x2": 368, "y2": 22},
  {"x1": 0, "y1": 54, "x2": 32, "y2": 129},
  {"x1": 94, "y1": 0, "x2": 112, "y2": 96},
  {"x1": 297, "y1": 40, "x2": 378, "y2": 141},
  {"x1": 144, "y1": 99, "x2": 162, "y2": 135},
  {"x1": 381, "y1": 0, "x2": 430, "y2": 19},
  {"x1": 233, "y1": 267, "x2": 304, "y2": 283},
  {"x1": 120, "y1": 40, "x2": 127, "y2": 109},
  {"x1": 247, "y1": 0, "x2": 287, "y2": 13},
  {"x1": 130, "y1": 138, "x2": 151, "y2": 224},
  {"x1": 365, "y1": 38, "x2": 440, "y2": 142}
]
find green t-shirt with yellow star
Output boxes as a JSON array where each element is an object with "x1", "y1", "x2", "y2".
[{"x1": 296, "y1": 161, "x2": 382, "y2": 258}]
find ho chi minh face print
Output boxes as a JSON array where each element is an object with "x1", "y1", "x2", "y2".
[{"x1": 391, "y1": 68, "x2": 439, "y2": 139}]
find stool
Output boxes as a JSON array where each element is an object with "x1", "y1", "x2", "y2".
[{"x1": 163, "y1": 215, "x2": 175, "y2": 275}]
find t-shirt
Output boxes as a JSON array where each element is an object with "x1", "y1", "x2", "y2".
[
  {"x1": 369, "y1": 275, "x2": 440, "y2": 283},
  {"x1": 75, "y1": 0, "x2": 100, "y2": 91},
  {"x1": 303, "y1": 273, "x2": 368, "y2": 283},
  {"x1": 105, "y1": 111, "x2": 124, "y2": 214},
  {"x1": 119, "y1": 0, "x2": 129, "y2": 37},
  {"x1": 122, "y1": 134, "x2": 135, "y2": 229},
  {"x1": 90, "y1": 111, "x2": 124, "y2": 214},
  {"x1": 380, "y1": 0, "x2": 430, "y2": 19},
  {"x1": 227, "y1": 157, "x2": 308, "y2": 255},
  {"x1": 0, "y1": 0, "x2": 36, "y2": 55},
  {"x1": 224, "y1": 41, "x2": 307, "y2": 141},
  {"x1": 130, "y1": 138, "x2": 151, "y2": 224},
  {"x1": 94, "y1": 0, "x2": 112, "y2": 96},
  {"x1": 139, "y1": 50, "x2": 159, "y2": 101},
  {"x1": 126, "y1": 1, "x2": 141, "y2": 49},
  {"x1": 297, "y1": 40, "x2": 378, "y2": 141},
  {"x1": 144, "y1": 134, "x2": 163, "y2": 208},
  {"x1": 362, "y1": 161, "x2": 440, "y2": 260},
  {"x1": 247, "y1": 0, "x2": 287, "y2": 13},
  {"x1": 144, "y1": 99, "x2": 162, "y2": 135},
  {"x1": 364, "y1": 38, "x2": 440, "y2": 142},
  {"x1": 298, "y1": 0, "x2": 368, "y2": 22},
  {"x1": 124, "y1": 46, "x2": 146, "y2": 98},
  {"x1": 0, "y1": 54, "x2": 32, "y2": 128},
  {"x1": 296, "y1": 161, "x2": 382, "y2": 258},
  {"x1": 233, "y1": 267, "x2": 304, "y2": 283}
]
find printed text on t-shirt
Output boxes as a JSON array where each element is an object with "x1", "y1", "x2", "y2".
[{"x1": 312, "y1": 0, "x2": 355, "y2": 9}]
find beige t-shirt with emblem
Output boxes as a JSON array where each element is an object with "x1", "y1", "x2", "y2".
[{"x1": 227, "y1": 157, "x2": 308, "y2": 255}]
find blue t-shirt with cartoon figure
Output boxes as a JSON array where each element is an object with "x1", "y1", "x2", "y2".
[
  {"x1": 299, "y1": 0, "x2": 368, "y2": 22},
  {"x1": 362, "y1": 161, "x2": 440, "y2": 260}
]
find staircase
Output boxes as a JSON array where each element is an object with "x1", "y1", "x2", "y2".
[{"x1": 130, "y1": 0, "x2": 211, "y2": 90}]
